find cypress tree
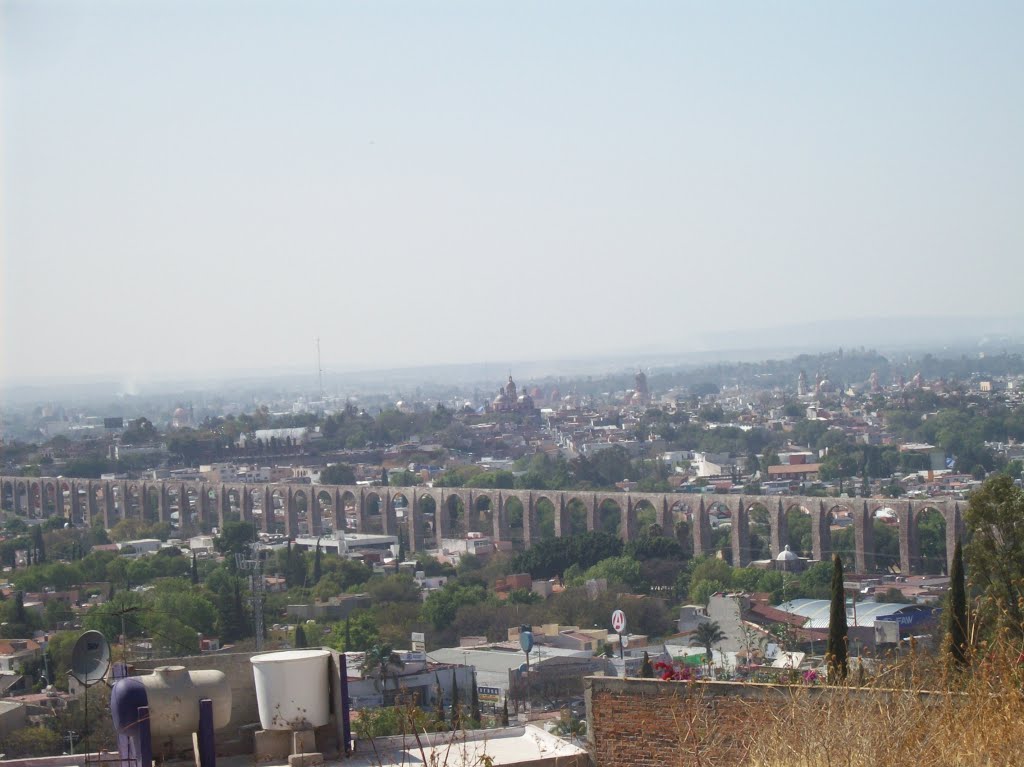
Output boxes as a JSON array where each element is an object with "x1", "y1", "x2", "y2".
[
  {"x1": 285, "y1": 540, "x2": 294, "y2": 588},
  {"x1": 295, "y1": 624, "x2": 307, "y2": 648},
  {"x1": 501, "y1": 696, "x2": 510, "y2": 726},
  {"x1": 32, "y1": 526, "x2": 46, "y2": 564},
  {"x1": 471, "y1": 673, "x2": 481, "y2": 725},
  {"x1": 826, "y1": 553, "x2": 848, "y2": 680},
  {"x1": 345, "y1": 617, "x2": 351, "y2": 650},
  {"x1": 191, "y1": 552, "x2": 199, "y2": 585},
  {"x1": 451, "y1": 671, "x2": 460, "y2": 729},
  {"x1": 640, "y1": 651, "x2": 654, "y2": 678},
  {"x1": 947, "y1": 538, "x2": 968, "y2": 667},
  {"x1": 313, "y1": 542, "x2": 322, "y2": 583},
  {"x1": 434, "y1": 674, "x2": 446, "y2": 727}
]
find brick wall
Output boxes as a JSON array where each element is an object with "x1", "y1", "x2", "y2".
[
  {"x1": 586, "y1": 677, "x2": 947, "y2": 767},
  {"x1": 586, "y1": 678, "x2": 783, "y2": 767}
]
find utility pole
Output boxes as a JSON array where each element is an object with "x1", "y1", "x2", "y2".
[{"x1": 236, "y1": 543, "x2": 265, "y2": 650}]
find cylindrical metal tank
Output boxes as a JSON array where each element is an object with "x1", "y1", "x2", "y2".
[
  {"x1": 251, "y1": 649, "x2": 331, "y2": 730},
  {"x1": 136, "y1": 665, "x2": 232, "y2": 737}
]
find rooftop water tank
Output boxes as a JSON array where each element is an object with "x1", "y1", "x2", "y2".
[
  {"x1": 251, "y1": 649, "x2": 331, "y2": 730},
  {"x1": 112, "y1": 666, "x2": 231, "y2": 738}
]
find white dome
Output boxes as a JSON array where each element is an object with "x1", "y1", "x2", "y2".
[{"x1": 776, "y1": 544, "x2": 799, "y2": 561}]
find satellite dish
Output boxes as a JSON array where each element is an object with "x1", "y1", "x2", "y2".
[{"x1": 70, "y1": 630, "x2": 111, "y2": 687}]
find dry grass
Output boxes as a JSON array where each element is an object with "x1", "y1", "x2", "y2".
[{"x1": 745, "y1": 641, "x2": 1024, "y2": 767}]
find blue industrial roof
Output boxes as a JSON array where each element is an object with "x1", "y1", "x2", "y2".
[{"x1": 775, "y1": 599, "x2": 935, "y2": 629}]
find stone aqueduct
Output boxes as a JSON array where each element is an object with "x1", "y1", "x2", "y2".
[{"x1": 0, "y1": 475, "x2": 963, "y2": 575}]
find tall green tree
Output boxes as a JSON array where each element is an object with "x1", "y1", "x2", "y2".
[
  {"x1": 450, "y1": 671, "x2": 460, "y2": 729},
  {"x1": 826, "y1": 554, "x2": 848, "y2": 680},
  {"x1": 190, "y1": 552, "x2": 199, "y2": 585},
  {"x1": 434, "y1": 675, "x2": 446, "y2": 727},
  {"x1": 471, "y1": 673, "x2": 481, "y2": 725},
  {"x1": 294, "y1": 623, "x2": 307, "y2": 648},
  {"x1": 31, "y1": 526, "x2": 46, "y2": 564},
  {"x1": 965, "y1": 475, "x2": 1024, "y2": 638},
  {"x1": 947, "y1": 538, "x2": 968, "y2": 667}
]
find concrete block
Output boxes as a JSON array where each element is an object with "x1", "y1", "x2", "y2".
[
  {"x1": 254, "y1": 729, "x2": 291, "y2": 762},
  {"x1": 292, "y1": 729, "x2": 317, "y2": 754}
]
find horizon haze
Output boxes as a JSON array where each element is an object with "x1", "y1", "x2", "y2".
[{"x1": 3, "y1": 2, "x2": 1023, "y2": 385}]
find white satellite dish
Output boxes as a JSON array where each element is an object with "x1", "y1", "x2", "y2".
[{"x1": 70, "y1": 630, "x2": 111, "y2": 687}]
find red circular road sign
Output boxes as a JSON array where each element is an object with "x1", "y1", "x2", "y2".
[{"x1": 611, "y1": 609, "x2": 626, "y2": 633}]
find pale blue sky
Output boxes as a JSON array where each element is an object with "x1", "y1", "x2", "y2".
[{"x1": 3, "y1": 1, "x2": 1022, "y2": 383}]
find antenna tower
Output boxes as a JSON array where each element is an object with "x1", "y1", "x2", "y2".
[{"x1": 236, "y1": 543, "x2": 265, "y2": 650}]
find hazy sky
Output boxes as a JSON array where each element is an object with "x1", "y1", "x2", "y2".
[{"x1": 3, "y1": 1, "x2": 1022, "y2": 384}]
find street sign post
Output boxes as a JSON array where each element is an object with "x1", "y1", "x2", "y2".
[{"x1": 612, "y1": 609, "x2": 626, "y2": 659}]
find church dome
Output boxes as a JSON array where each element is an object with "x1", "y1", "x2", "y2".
[{"x1": 776, "y1": 545, "x2": 799, "y2": 561}]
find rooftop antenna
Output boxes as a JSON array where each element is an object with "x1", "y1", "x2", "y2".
[{"x1": 316, "y1": 336, "x2": 324, "y2": 402}]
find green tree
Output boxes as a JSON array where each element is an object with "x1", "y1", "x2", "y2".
[
  {"x1": 190, "y1": 552, "x2": 199, "y2": 585},
  {"x1": 947, "y1": 538, "x2": 968, "y2": 668},
  {"x1": 694, "y1": 621, "x2": 726, "y2": 663},
  {"x1": 295, "y1": 623, "x2": 308, "y2": 648},
  {"x1": 965, "y1": 475, "x2": 1024, "y2": 638},
  {"x1": 364, "y1": 644, "x2": 404, "y2": 700},
  {"x1": 450, "y1": 671, "x2": 460, "y2": 729},
  {"x1": 826, "y1": 554, "x2": 848, "y2": 680},
  {"x1": 320, "y1": 464, "x2": 357, "y2": 485}
]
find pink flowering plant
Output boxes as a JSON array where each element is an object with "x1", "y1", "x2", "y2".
[{"x1": 654, "y1": 661, "x2": 694, "y2": 681}]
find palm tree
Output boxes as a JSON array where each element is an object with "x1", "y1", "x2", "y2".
[
  {"x1": 694, "y1": 621, "x2": 726, "y2": 663},
  {"x1": 363, "y1": 644, "x2": 405, "y2": 697}
]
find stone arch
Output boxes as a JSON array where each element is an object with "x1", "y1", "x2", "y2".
[
  {"x1": 43, "y1": 480, "x2": 60, "y2": 518},
  {"x1": 745, "y1": 501, "x2": 772, "y2": 562},
  {"x1": 339, "y1": 490, "x2": 358, "y2": 532},
  {"x1": 784, "y1": 503, "x2": 815, "y2": 558},
  {"x1": 533, "y1": 495, "x2": 557, "y2": 541},
  {"x1": 249, "y1": 488, "x2": 267, "y2": 530},
  {"x1": 416, "y1": 492, "x2": 438, "y2": 548},
  {"x1": 314, "y1": 489, "x2": 334, "y2": 534},
  {"x1": 292, "y1": 489, "x2": 310, "y2": 536},
  {"x1": 1, "y1": 480, "x2": 13, "y2": 512},
  {"x1": 468, "y1": 492, "x2": 494, "y2": 536},
  {"x1": 668, "y1": 499, "x2": 693, "y2": 555},
  {"x1": 863, "y1": 504, "x2": 901, "y2": 573},
  {"x1": 436, "y1": 492, "x2": 462, "y2": 538},
  {"x1": 632, "y1": 499, "x2": 659, "y2": 538},
  {"x1": 123, "y1": 483, "x2": 142, "y2": 521},
  {"x1": 390, "y1": 491, "x2": 411, "y2": 544},
  {"x1": 28, "y1": 482, "x2": 42, "y2": 519},
  {"x1": 57, "y1": 479, "x2": 73, "y2": 520},
  {"x1": 503, "y1": 495, "x2": 525, "y2": 544},
  {"x1": 705, "y1": 500, "x2": 733, "y2": 561},
  {"x1": 912, "y1": 505, "x2": 948, "y2": 575},
  {"x1": 563, "y1": 496, "x2": 589, "y2": 537},
  {"x1": 145, "y1": 486, "x2": 162, "y2": 523},
  {"x1": 363, "y1": 491, "x2": 384, "y2": 535},
  {"x1": 596, "y1": 497, "x2": 623, "y2": 538},
  {"x1": 268, "y1": 488, "x2": 287, "y2": 535}
]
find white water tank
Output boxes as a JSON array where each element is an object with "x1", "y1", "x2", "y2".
[
  {"x1": 138, "y1": 666, "x2": 232, "y2": 737},
  {"x1": 251, "y1": 649, "x2": 331, "y2": 730}
]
